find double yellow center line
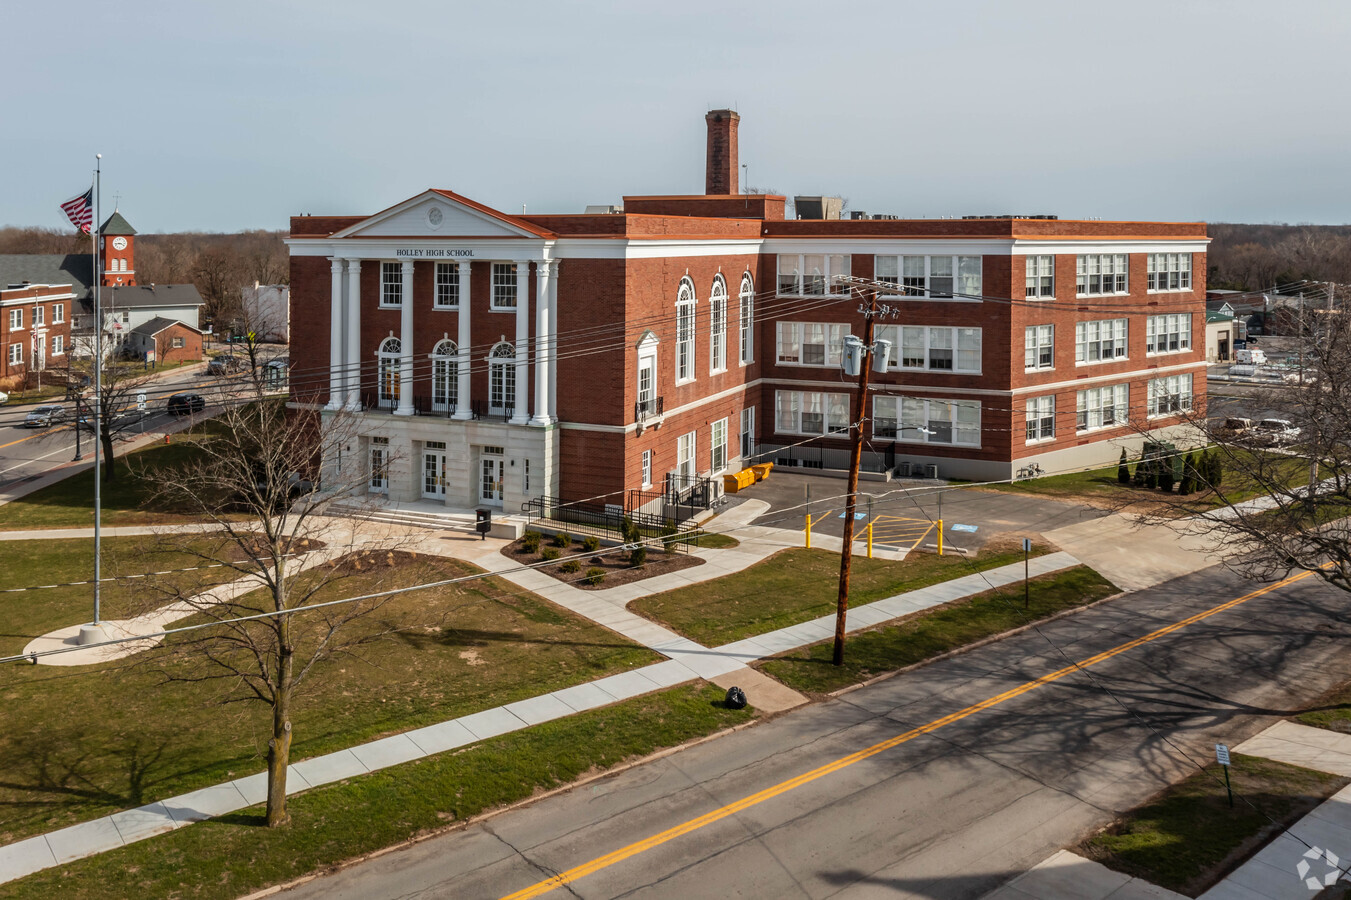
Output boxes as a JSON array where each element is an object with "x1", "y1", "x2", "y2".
[{"x1": 501, "y1": 568, "x2": 1318, "y2": 899}]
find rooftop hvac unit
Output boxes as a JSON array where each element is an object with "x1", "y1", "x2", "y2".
[
  {"x1": 922, "y1": 464, "x2": 939, "y2": 480},
  {"x1": 895, "y1": 462, "x2": 912, "y2": 478},
  {"x1": 793, "y1": 196, "x2": 843, "y2": 220},
  {"x1": 849, "y1": 210, "x2": 868, "y2": 220}
]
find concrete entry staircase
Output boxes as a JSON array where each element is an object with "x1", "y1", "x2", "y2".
[{"x1": 325, "y1": 498, "x2": 524, "y2": 538}]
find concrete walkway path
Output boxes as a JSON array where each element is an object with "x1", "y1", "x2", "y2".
[
  {"x1": 0, "y1": 548, "x2": 1082, "y2": 886},
  {"x1": 984, "y1": 849, "x2": 1187, "y2": 900},
  {"x1": 1042, "y1": 513, "x2": 1223, "y2": 592}
]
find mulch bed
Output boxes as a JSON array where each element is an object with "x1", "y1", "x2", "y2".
[{"x1": 501, "y1": 535, "x2": 704, "y2": 590}]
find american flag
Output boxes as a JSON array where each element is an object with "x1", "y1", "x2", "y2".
[{"x1": 59, "y1": 186, "x2": 94, "y2": 234}]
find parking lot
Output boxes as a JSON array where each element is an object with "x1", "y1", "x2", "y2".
[{"x1": 737, "y1": 469, "x2": 1109, "y2": 553}]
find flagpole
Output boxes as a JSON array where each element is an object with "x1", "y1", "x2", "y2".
[{"x1": 78, "y1": 154, "x2": 106, "y2": 646}]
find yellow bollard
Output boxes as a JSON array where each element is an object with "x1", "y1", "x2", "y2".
[
  {"x1": 937, "y1": 519, "x2": 943, "y2": 556},
  {"x1": 805, "y1": 513, "x2": 812, "y2": 549},
  {"x1": 867, "y1": 521, "x2": 873, "y2": 559}
]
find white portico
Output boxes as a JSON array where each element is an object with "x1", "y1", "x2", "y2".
[{"x1": 287, "y1": 190, "x2": 562, "y2": 514}]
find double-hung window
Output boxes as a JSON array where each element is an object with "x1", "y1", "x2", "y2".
[
  {"x1": 677, "y1": 431, "x2": 697, "y2": 480},
  {"x1": 1076, "y1": 384, "x2": 1129, "y2": 431},
  {"x1": 1147, "y1": 253, "x2": 1192, "y2": 292},
  {"x1": 878, "y1": 325, "x2": 981, "y2": 373},
  {"x1": 7, "y1": 309, "x2": 21, "y2": 330},
  {"x1": 1025, "y1": 255, "x2": 1054, "y2": 298},
  {"x1": 874, "y1": 395, "x2": 980, "y2": 446},
  {"x1": 1025, "y1": 325, "x2": 1054, "y2": 370},
  {"x1": 710, "y1": 418, "x2": 728, "y2": 474},
  {"x1": 776, "y1": 322, "x2": 848, "y2": 367},
  {"x1": 380, "y1": 262, "x2": 402, "y2": 307},
  {"x1": 641, "y1": 449, "x2": 652, "y2": 488},
  {"x1": 491, "y1": 263, "x2": 517, "y2": 310},
  {"x1": 873, "y1": 255, "x2": 981, "y2": 298},
  {"x1": 709, "y1": 278, "x2": 727, "y2": 373},
  {"x1": 775, "y1": 390, "x2": 849, "y2": 436},
  {"x1": 53, "y1": 335, "x2": 65, "y2": 355},
  {"x1": 738, "y1": 275, "x2": 754, "y2": 365},
  {"x1": 8, "y1": 343, "x2": 21, "y2": 365},
  {"x1": 1148, "y1": 373, "x2": 1193, "y2": 416},
  {"x1": 675, "y1": 281, "x2": 696, "y2": 383},
  {"x1": 434, "y1": 262, "x2": 459, "y2": 308},
  {"x1": 1146, "y1": 314, "x2": 1191, "y2": 354},
  {"x1": 1075, "y1": 319, "x2": 1128, "y2": 363},
  {"x1": 33, "y1": 307, "x2": 44, "y2": 326},
  {"x1": 1026, "y1": 396, "x2": 1055, "y2": 442},
  {"x1": 1075, "y1": 254, "x2": 1128, "y2": 296},
  {"x1": 53, "y1": 304, "x2": 64, "y2": 324},
  {"x1": 776, "y1": 254, "x2": 851, "y2": 296}
]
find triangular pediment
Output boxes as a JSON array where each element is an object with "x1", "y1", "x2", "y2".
[{"x1": 330, "y1": 190, "x2": 551, "y2": 240}]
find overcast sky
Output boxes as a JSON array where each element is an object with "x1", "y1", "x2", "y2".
[{"x1": 5, "y1": 0, "x2": 1349, "y2": 232}]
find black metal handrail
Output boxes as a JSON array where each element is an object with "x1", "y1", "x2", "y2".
[{"x1": 635, "y1": 396, "x2": 664, "y2": 422}]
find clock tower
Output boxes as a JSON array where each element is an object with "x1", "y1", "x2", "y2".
[{"x1": 99, "y1": 210, "x2": 137, "y2": 287}]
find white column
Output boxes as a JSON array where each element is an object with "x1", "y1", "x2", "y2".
[
  {"x1": 548, "y1": 260, "x2": 560, "y2": 423},
  {"x1": 345, "y1": 260, "x2": 362, "y2": 410},
  {"x1": 327, "y1": 259, "x2": 344, "y2": 410},
  {"x1": 452, "y1": 259, "x2": 472, "y2": 420},
  {"x1": 510, "y1": 260, "x2": 531, "y2": 424},
  {"x1": 395, "y1": 260, "x2": 415, "y2": 416},
  {"x1": 530, "y1": 260, "x2": 553, "y2": 425}
]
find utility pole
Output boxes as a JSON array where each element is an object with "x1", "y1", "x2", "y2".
[{"x1": 833, "y1": 288, "x2": 879, "y2": 667}]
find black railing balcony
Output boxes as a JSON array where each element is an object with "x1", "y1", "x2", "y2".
[
  {"x1": 471, "y1": 399, "x2": 514, "y2": 421},
  {"x1": 635, "y1": 396, "x2": 664, "y2": 422}
]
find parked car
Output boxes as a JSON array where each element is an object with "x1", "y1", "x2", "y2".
[
  {"x1": 1252, "y1": 418, "x2": 1301, "y2": 445},
  {"x1": 1219, "y1": 417, "x2": 1253, "y2": 436},
  {"x1": 166, "y1": 393, "x2": 206, "y2": 416},
  {"x1": 24, "y1": 405, "x2": 66, "y2": 428},
  {"x1": 206, "y1": 356, "x2": 245, "y2": 376},
  {"x1": 0, "y1": 390, "x2": 8, "y2": 405}
]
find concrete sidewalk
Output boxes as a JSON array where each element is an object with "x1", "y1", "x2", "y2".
[{"x1": 0, "y1": 548, "x2": 1082, "y2": 886}]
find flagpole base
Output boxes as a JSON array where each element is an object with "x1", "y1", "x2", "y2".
[{"x1": 76, "y1": 624, "x2": 109, "y2": 646}]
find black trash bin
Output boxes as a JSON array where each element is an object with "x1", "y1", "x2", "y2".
[{"x1": 475, "y1": 508, "x2": 492, "y2": 540}]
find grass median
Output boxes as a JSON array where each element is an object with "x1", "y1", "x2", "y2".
[
  {"x1": 757, "y1": 565, "x2": 1117, "y2": 695},
  {"x1": 0, "y1": 553, "x2": 658, "y2": 844},
  {"x1": 1078, "y1": 753, "x2": 1348, "y2": 896},
  {"x1": 0, "y1": 682, "x2": 755, "y2": 900},
  {"x1": 629, "y1": 545, "x2": 1049, "y2": 647}
]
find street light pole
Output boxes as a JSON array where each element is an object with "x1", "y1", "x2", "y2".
[{"x1": 833, "y1": 289, "x2": 878, "y2": 667}]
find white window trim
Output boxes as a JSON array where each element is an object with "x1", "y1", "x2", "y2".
[
  {"x1": 8, "y1": 343, "x2": 22, "y2": 365},
  {"x1": 1146, "y1": 253, "x2": 1193, "y2": 293},
  {"x1": 1076, "y1": 384, "x2": 1129, "y2": 432},
  {"x1": 379, "y1": 262, "x2": 403, "y2": 308},
  {"x1": 675, "y1": 279, "x2": 696, "y2": 385},
  {"x1": 1025, "y1": 255, "x2": 1055, "y2": 300},
  {"x1": 879, "y1": 324, "x2": 982, "y2": 374},
  {"x1": 873, "y1": 394, "x2": 982, "y2": 447},
  {"x1": 738, "y1": 273, "x2": 754, "y2": 366},
  {"x1": 434, "y1": 261, "x2": 460, "y2": 309},
  {"x1": 1024, "y1": 324, "x2": 1054, "y2": 371},
  {"x1": 774, "y1": 390, "x2": 850, "y2": 437},
  {"x1": 1075, "y1": 254, "x2": 1129, "y2": 298},
  {"x1": 1147, "y1": 373, "x2": 1193, "y2": 418},
  {"x1": 677, "y1": 430, "x2": 697, "y2": 479},
  {"x1": 1145, "y1": 313, "x2": 1192, "y2": 356},
  {"x1": 641, "y1": 449, "x2": 652, "y2": 488},
  {"x1": 709, "y1": 276, "x2": 727, "y2": 375},
  {"x1": 52, "y1": 334, "x2": 65, "y2": 356},
  {"x1": 430, "y1": 339, "x2": 458, "y2": 412},
  {"x1": 376, "y1": 336, "x2": 402, "y2": 407},
  {"x1": 873, "y1": 254, "x2": 983, "y2": 300},
  {"x1": 1025, "y1": 395, "x2": 1055, "y2": 443},
  {"x1": 1074, "y1": 318, "x2": 1129, "y2": 365},
  {"x1": 776, "y1": 253, "x2": 852, "y2": 297},
  {"x1": 53, "y1": 304, "x2": 64, "y2": 324},
  {"x1": 636, "y1": 337, "x2": 658, "y2": 414},
  {"x1": 8, "y1": 309, "x2": 23, "y2": 330},
  {"x1": 710, "y1": 417, "x2": 728, "y2": 474},
  {"x1": 775, "y1": 321, "x2": 851, "y2": 368},
  {"x1": 491, "y1": 263, "x2": 518, "y2": 311}
]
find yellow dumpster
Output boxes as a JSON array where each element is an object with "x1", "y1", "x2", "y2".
[
  {"x1": 723, "y1": 469, "x2": 755, "y2": 493},
  {"x1": 751, "y1": 462, "x2": 774, "y2": 481}
]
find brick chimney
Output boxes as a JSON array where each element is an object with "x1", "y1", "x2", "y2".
[{"x1": 705, "y1": 109, "x2": 740, "y2": 195}]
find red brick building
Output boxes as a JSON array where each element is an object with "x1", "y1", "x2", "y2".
[
  {"x1": 287, "y1": 111, "x2": 1207, "y2": 513},
  {"x1": 0, "y1": 281, "x2": 74, "y2": 390}
]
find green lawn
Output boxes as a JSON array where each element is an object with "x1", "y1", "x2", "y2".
[
  {"x1": 1079, "y1": 754, "x2": 1348, "y2": 896},
  {"x1": 1295, "y1": 681, "x2": 1351, "y2": 735},
  {"x1": 0, "y1": 683, "x2": 754, "y2": 900},
  {"x1": 690, "y1": 531, "x2": 739, "y2": 549},
  {"x1": 757, "y1": 566, "x2": 1117, "y2": 694},
  {"x1": 630, "y1": 545, "x2": 1048, "y2": 647},
  {"x1": 0, "y1": 535, "x2": 250, "y2": 656},
  {"x1": 0, "y1": 552, "x2": 658, "y2": 844},
  {"x1": 0, "y1": 428, "x2": 221, "y2": 530}
]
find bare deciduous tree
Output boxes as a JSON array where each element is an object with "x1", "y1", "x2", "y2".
[
  {"x1": 139, "y1": 395, "x2": 413, "y2": 827},
  {"x1": 61, "y1": 339, "x2": 160, "y2": 484}
]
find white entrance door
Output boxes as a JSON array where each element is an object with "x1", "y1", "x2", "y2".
[
  {"x1": 479, "y1": 456, "x2": 504, "y2": 507},
  {"x1": 422, "y1": 448, "x2": 447, "y2": 500}
]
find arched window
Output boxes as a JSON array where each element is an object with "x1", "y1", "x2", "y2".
[
  {"x1": 489, "y1": 341, "x2": 515, "y2": 416},
  {"x1": 430, "y1": 339, "x2": 457, "y2": 413},
  {"x1": 377, "y1": 336, "x2": 401, "y2": 408},
  {"x1": 709, "y1": 275, "x2": 727, "y2": 374},
  {"x1": 739, "y1": 273, "x2": 754, "y2": 365},
  {"x1": 675, "y1": 278, "x2": 695, "y2": 384}
]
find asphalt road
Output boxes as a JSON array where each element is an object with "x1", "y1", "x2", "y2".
[{"x1": 278, "y1": 563, "x2": 1351, "y2": 900}]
